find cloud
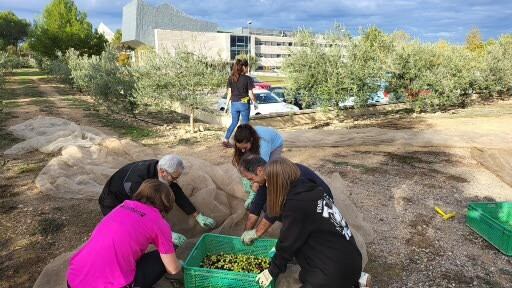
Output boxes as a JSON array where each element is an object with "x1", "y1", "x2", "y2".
[{"x1": 1, "y1": 0, "x2": 511, "y2": 42}]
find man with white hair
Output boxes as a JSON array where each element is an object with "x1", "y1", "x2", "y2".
[{"x1": 99, "y1": 155, "x2": 216, "y2": 246}]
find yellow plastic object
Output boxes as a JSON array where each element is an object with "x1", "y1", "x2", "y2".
[{"x1": 435, "y1": 206, "x2": 456, "y2": 220}]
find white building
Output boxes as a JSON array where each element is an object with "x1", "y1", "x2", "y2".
[
  {"x1": 122, "y1": 0, "x2": 307, "y2": 70},
  {"x1": 98, "y1": 22, "x2": 115, "y2": 42}
]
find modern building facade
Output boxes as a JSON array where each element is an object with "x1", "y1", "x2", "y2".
[
  {"x1": 122, "y1": 0, "x2": 218, "y2": 48},
  {"x1": 122, "y1": 0, "x2": 297, "y2": 70}
]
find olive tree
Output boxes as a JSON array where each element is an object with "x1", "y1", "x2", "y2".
[
  {"x1": 477, "y1": 35, "x2": 512, "y2": 96},
  {"x1": 67, "y1": 47, "x2": 136, "y2": 113},
  {"x1": 133, "y1": 51, "x2": 226, "y2": 132}
]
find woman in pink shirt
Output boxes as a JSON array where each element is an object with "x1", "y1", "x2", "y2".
[{"x1": 67, "y1": 179, "x2": 182, "y2": 288}]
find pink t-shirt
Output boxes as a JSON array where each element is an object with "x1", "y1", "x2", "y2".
[{"x1": 67, "y1": 200, "x2": 175, "y2": 288}]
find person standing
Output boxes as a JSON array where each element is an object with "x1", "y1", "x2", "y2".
[
  {"x1": 68, "y1": 180, "x2": 182, "y2": 288},
  {"x1": 255, "y1": 158, "x2": 362, "y2": 288},
  {"x1": 98, "y1": 155, "x2": 216, "y2": 246},
  {"x1": 223, "y1": 59, "x2": 257, "y2": 148}
]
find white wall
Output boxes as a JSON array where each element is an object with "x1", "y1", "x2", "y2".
[{"x1": 155, "y1": 29, "x2": 230, "y2": 60}]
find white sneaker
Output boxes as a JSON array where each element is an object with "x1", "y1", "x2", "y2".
[{"x1": 359, "y1": 272, "x2": 372, "y2": 288}]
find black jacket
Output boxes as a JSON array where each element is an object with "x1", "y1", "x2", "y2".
[
  {"x1": 268, "y1": 178, "x2": 362, "y2": 287},
  {"x1": 249, "y1": 163, "x2": 333, "y2": 223},
  {"x1": 98, "y1": 159, "x2": 197, "y2": 216}
]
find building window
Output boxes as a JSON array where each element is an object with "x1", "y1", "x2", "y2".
[{"x1": 230, "y1": 35, "x2": 251, "y2": 60}]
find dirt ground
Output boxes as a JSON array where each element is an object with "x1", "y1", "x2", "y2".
[{"x1": 1, "y1": 69, "x2": 512, "y2": 288}]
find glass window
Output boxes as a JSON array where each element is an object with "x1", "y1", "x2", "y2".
[{"x1": 256, "y1": 92, "x2": 282, "y2": 104}]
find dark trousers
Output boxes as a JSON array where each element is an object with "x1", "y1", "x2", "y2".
[
  {"x1": 133, "y1": 250, "x2": 167, "y2": 288},
  {"x1": 67, "y1": 251, "x2": 166, "y2": 288}
]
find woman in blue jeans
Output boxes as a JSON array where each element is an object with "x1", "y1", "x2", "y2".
[{"x1": 223, "y1": 59, "x2": 257, "y2": 148}]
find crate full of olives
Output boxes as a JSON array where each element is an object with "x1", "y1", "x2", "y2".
[{"x1": 184, "y1": 233, "x2": 277, "y2": 288}]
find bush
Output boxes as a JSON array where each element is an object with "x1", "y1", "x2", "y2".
[
  {"x1": 390, "y1": 42, "x2": 477, "y2": 111},
  {"x1": 66, "y1": 47, "x2": 136, "y2": 113},
  {"x1": 476, "y1": 35, "x2": 512, "y2": 97},
  {"x1": 0, "y1": 52, "x2": 30, "y2": 72},
  {"x1": 45, "y1": 52, "x2": 73, "y2": 84},
  {"x1": 132, "y1": 50, "x2": 226, "y2": 131},
  {"x1": 284, "y1": 25, "x2": 511, "y2": 113}
]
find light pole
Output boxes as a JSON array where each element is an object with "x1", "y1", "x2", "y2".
[
  {"x1": 247, "y1": 20, "x2": 253, "y2": 70},
  {"x1": 247, "y1": 20, "x2": 252, "y2": 35}
]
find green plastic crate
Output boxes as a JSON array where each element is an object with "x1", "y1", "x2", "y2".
[
  {"x1": 466, "y1": 202, "x2": 512, "y2": 256},
  {"x1": 184, "y1": 233, "x2": 278, "y2": 288}
]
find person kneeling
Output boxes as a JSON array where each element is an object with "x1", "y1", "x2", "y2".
[
  {"x1": 67, "y1": 179, "x2": 182, "y2": 288},
  {"x1": 255, "y1": 158, "x2": 362, "y2": 288}
]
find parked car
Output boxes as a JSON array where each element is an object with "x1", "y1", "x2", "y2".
[
  {"x1": 339, "y1": 81, "x2": 405, "y2": 109},
  {"x1": 251, "y1": 76, "x2": 271, "y2": 90},
  {"x1": 269, "y1": 86, "x2": 304, "y2": 110},
  {"x1": 217, "y1": 88, "x2": 299, "y2": 116}
]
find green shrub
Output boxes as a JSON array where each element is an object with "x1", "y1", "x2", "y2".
[
  {"x1": 476, "y1": 35, "x2": 512, "y2": 97},
  {"x1": 132, "y1": 50, "x2": 226, "y2": 131},
  {"x1": 67, "y1": 47, "x2": 136, "y2": 113},
  {"x1": 390, "y1": 42, "x2": 477, "y2": 111},
  {"x1": 0, "y1": 52, "x2": 29, "y2": 72}
]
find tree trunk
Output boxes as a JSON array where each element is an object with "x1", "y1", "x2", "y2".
[{"x1": 189, "y1": 109, "x2": 195, "y2": 133}]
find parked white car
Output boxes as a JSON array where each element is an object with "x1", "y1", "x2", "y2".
[{"x1": 217, "y1": 89, "x2": 300, "y2": 116}]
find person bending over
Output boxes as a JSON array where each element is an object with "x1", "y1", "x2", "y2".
[
  {"x1": 99, "y1": 154, "x2": 216, "y2": 246},
  {"x1": 232, "y1": 124, "x2": 284, "y2": 208},
  {"x1": 255, "y1": 158, "x2": 362, "y2": 288},
  {"x1": 68, "y1": 179, "x2": 182, "y2": 288},
  {"x1": 237, "y1": 153, "x2": 333, "y2": 245}
]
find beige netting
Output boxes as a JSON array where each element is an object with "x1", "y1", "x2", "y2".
[{"x1": 5, "y1": 117, "x2": 372, "y2": 288}]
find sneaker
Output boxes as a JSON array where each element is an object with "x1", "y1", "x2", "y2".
[{"x1": 359, "y1": 272, "x2": 372, "y2": 288}]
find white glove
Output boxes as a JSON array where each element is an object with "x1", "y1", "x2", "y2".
[
  {"x1": 241, "y1": 229, "x2": 258, "y2": 245},
  {"x1": 256, "y1": 269, "x2": 272, "y2": 287},
  {"x1": 172, "y1": 232, "x2": 187, "y2": 247},
  {"x1": 196, "y1": 213, "x2": 216, "y2": 229},
  {"x1": 253, "y1": 103, "x2": 259, "y2": 110}
]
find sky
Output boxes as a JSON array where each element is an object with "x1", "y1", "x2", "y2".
[{"x1": 1, "y1": 0, "x2": 511, "y2": 43}]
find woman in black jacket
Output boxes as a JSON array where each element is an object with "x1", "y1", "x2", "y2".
[{"x1": 256, "y1": 158, "x2": 362, "y2": 288}]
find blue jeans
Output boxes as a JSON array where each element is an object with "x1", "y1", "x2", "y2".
[{"x1": 225, "y1": 101, "x2": 250, "y2": 140}]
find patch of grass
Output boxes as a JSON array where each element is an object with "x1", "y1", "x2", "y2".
[
  {"x1": 323, "y1": 159, "x2": 378, "y2": 173},
  {"x1": 28, "y1": 98, "x2": 56, "y2": 114},
  {"x1": 257, "y1": 75, "x2": 289, "y2": 87},
  {"x1": 1, "y1": 83, "x2": 43, "y2": 100},
  {"x1": 13, "y1": 162, "x2": 45, "y2": 175},
  {"x1": 37, "y1": 216, "x2": 65, "y2": 238},
  {"x1": 2, "y1": 101, "x2": 23, "y2": 108},
  {"x1": 387, "y1": 153, "x2": 432, "y2": 165},
  {"x1": 177, "y1": 137, "x2": 199, "y2": 145},
  {"x1": 63, "y1": 97, "x2": 159, "y2": 140},
  {"x1": 61, "y1": 96, "x2": 98, "y2": 111},
  {"x1": 0, "y1": 107, "x2": 20, "y2": 150},
  {"x1": 12, "y1": 69, "x2": 47, "y2": 79}
]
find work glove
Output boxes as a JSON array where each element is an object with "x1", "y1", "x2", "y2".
[
  {"x1": 196, "y1": 213, "x2": 216, "y2": 229},
  {"x1": 244, "y1": 191, "x2": 257, "y2": 209},
  {"x1": 241, "y1": 177, "x2": 253, "y2": 194},
  {"x1": 256, "y1": 269, "x2": 272, "y2": 288},
  {"x1": 268, "y1": 246, "x2": 276, "y2": 258},
  {"x1": 172, "y1": 232, "x2": 187, "y2": 247},
  {"x1": 241, "y1": 229, "x2": 258, "y2": 245},
  {"x1": 253, "y1": 103, "x2": 259, "y2": 110}
]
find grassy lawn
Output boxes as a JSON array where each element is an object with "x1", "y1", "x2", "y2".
[{"x1": 257, "y1": 75, "x2": 289, "y2": 87}]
